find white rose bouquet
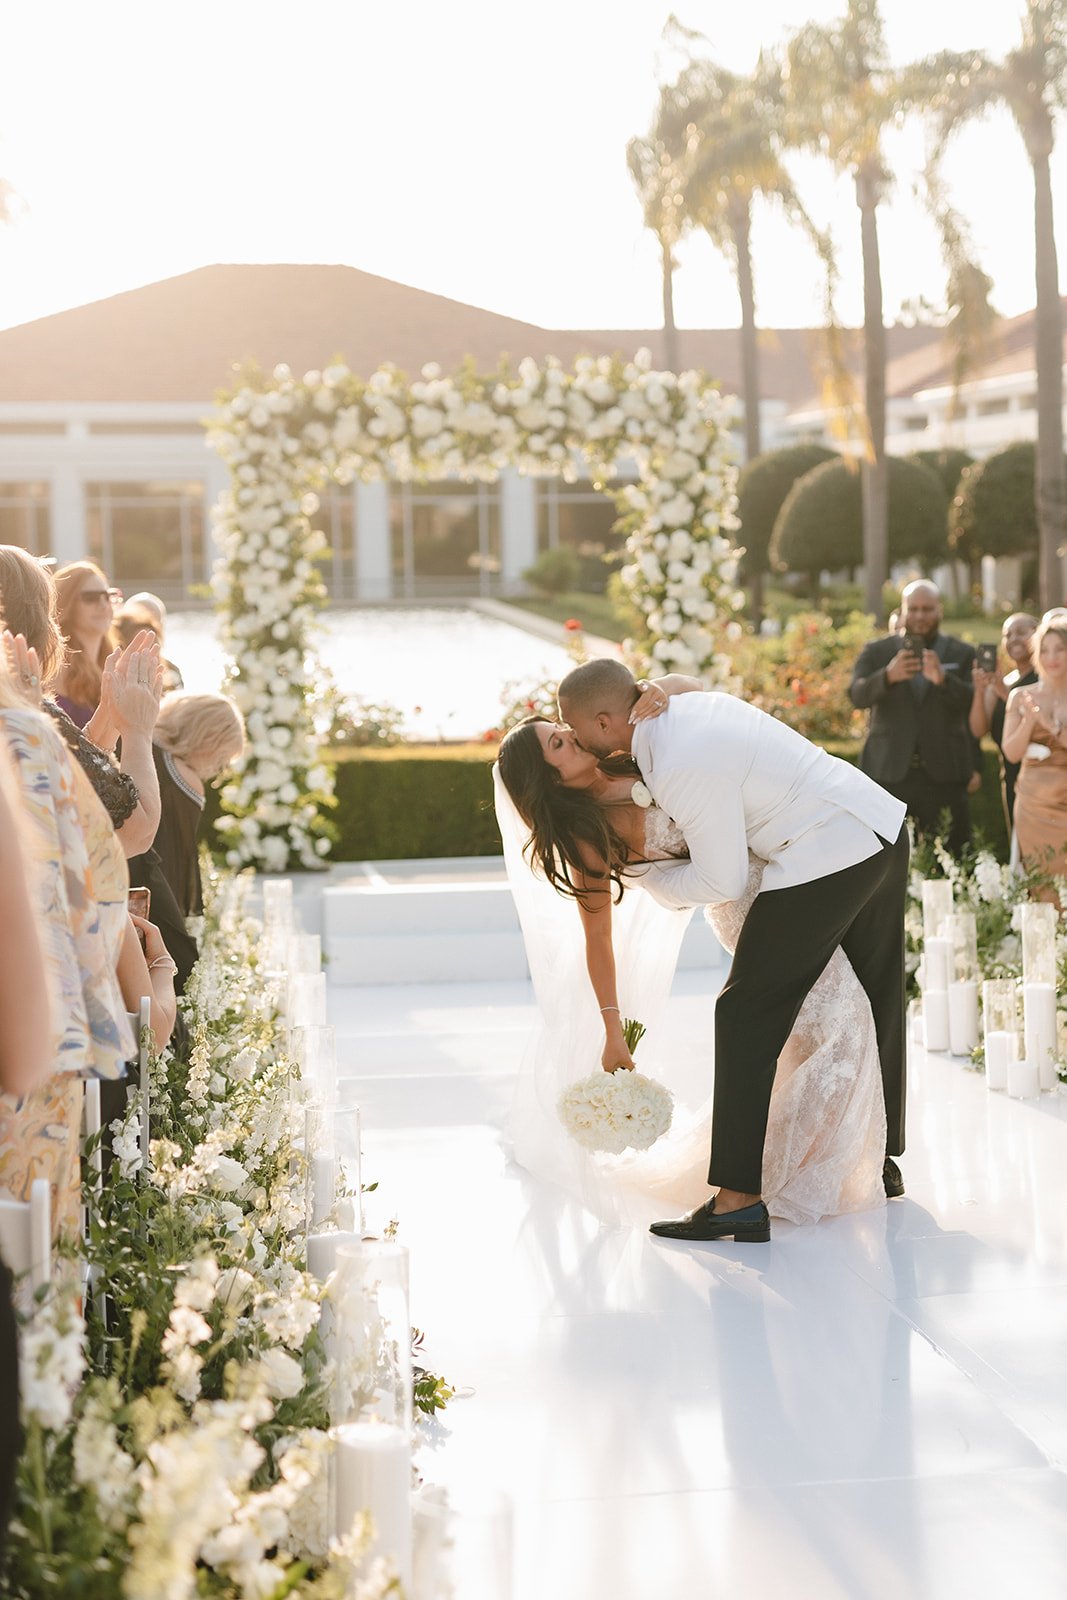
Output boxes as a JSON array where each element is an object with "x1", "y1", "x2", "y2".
[{"x1": 558, "y1": 1019, "x2": 673, "y2": 1155}]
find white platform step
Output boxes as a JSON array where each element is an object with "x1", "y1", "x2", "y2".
[{"x1": 321, "y1": 878, "x2": 725, "y2": 985}]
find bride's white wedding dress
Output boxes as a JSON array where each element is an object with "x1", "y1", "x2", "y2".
[{"x1": 494, "y1": 769, "x2": 886, "y2": 1229}]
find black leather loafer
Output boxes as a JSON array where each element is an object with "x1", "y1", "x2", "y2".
[
  {"x1": 883, "y1": 1157, "x2": 905, "y2": 1198},
  {"x1": 650, "y1": 1197, "x2": 770, "y2": 1243}
]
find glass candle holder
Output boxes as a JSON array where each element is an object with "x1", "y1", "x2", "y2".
[
  {"x1": 290, "y1": 1025, "x2": 338, "y2": 1105},
  {"x1": 305, "y1": 1102, "x2": 362, "y2": 1234},
  {"x1": 982, "y1": 979, "x2": 1018, "y2": 1093},
  {"x1": 947, "y1": 911, "x2": 979, "y2": 984},
  {"x1": 331, "y1": 1240, "x2": 413, "y2": 1436},
  {"x1": 1021, "y1": 902, "x2": 1057, "y2": 986},
  {"x1": 290, "y1": 972, "x2": 327, "y2": 1030},
  {"x1": 921, "y1": 879, "x2": 954, "y2": 943},
  {"x1": 289, "y1": 932, "x2": 323, "y2": 975}
]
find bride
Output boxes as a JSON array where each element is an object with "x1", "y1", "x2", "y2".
[{"x1": 494, "y1": 677, "x2": 886, "y2": 1230}]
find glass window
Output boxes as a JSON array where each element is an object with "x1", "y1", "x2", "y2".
[
  {"x1": 388, "y1": 482, "x2": 501, "y2": 598},
  {"x1": 86, "y1": 481, "x2": 206, "y2": 604},
  {"x1": 976, "y1": 397, "x2": 1010, "y2": 417},
  {"x1": 537, "y1": 480, "x2": 624, "y2": 591},
  {"x1": 309, "y1": 487, "x2": 356, "y2": 601},
  {"x1": 0, "y1": 482, "x2": 51, "y2": 557}
]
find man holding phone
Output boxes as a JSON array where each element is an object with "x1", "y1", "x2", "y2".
[{"x1": 850, "y1": 580, "x2": 976, "y2": 856}]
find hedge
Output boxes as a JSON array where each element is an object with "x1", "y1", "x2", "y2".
[{"x1": 204, "y1": 736, "x2": 1010, "y2": 863}]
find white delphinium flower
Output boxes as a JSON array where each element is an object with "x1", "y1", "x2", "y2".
[
  {"x1": 254, "y1": 1285, "x2": 320, "y2": 1350},
  {"x1": 110, "y1": 1109, "x2": 143, "y2": 1179},
  {"x1": 72, "y1": 1378, "x2": 136, "y2": 1529},
  {"x1": 20, "y1": 1289, "x2": 85, "y2": 1432}
]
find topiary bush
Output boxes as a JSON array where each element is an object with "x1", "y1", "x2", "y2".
[
  {"x1": 736, "y1": 443, "x2": 838, "y2": 580},
  {"x1": 770, "y1": 454, "x2": 949, "y2": 583},
  {"x1": 949, "y1": 440, "x2": 1053, "y2": 564},
  {"x1": 523, "y1": 546, "x2": 580, "y2": 596}
]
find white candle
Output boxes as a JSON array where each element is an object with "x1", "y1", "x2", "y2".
[
  {"x1": 983, "y1": 1030, "x2": 1014, "y2": 1091},
  {"x1": 923, "y1": 988, "x2": 950, "y2": 1053},
  {"x1": 334, "y1": 1421, "x2": 413, "y2": 1588},
  {"x1": 909, "y1": 1000, "x2": 924, "y2": 1044},
  {"x1": 1023, "y1": 982, "x2": 1058, "y2": 1090},
  {"x1": 924, "y1": 936, "x2": 952, "y2": 994},
  {"x1": 311, "y1": 1153, "x2": 337, "y2": 1229},
  {"x1": 306, "y1": 1228, "x2": 360, "y2": 1284},
  {"x1": 1008, "y1": 1055, "x2": 1040, "y2": 1099},
  {"x1": 947, "y1": 981, "x2": 979, "y2": 1056}
]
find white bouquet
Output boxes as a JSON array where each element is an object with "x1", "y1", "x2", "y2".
[{"x1": 558, "y1": 1019, "x2": 673, "y2": 1154}]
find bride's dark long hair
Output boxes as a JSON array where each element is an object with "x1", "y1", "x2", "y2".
[{"x1": 497, "y1": 715, "x2": 634, "y2": 905}]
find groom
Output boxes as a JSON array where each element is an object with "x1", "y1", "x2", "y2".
[{"x1": 557, "y1": 659, "x2": 910, "y2": 1244}]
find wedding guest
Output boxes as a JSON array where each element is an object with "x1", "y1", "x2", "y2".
[
  {"x1": 969, "y1": 613, "x2": 1038, "y2": 829},
  {"x1": 52, "y1": 560, "x2": 119, "y2": 728},
  {"x1": 129, "y1": 692, "x2": 245, "y2": 919},
  {"x1": 0, "y1": 747, "x2": 52, "y2": 1554},
  {"x1": 1002, "y1": 616, "x2": 1067, "y2": 893},
  {"x1": 116, "y1": 591, "x2": 184, "y2": 691},
  {"x1": 0, "y1": 546, "x2": 161, "y2": 855},
  {"x1": 849, "y1": 580, "x2": 976, "y2": 856}
]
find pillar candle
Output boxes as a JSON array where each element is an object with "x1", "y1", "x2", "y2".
[
  {"x1": 947, "y1": 981, "x2": 979, "y2": 1056},
  {"x1": 1007, "y1": 1055, "x2": 1040, "y2": 1099},
  {"x1": 909, "y1": 1000, "x2": 924, "y2": 1044},
  {"x1": 311, "y1": 1153, "x2": 337, "y2": 1229},
  {"x1": 333, "y1": 1421, "x2": 413, "y2": 1588},
  {"x1": 1023, "y1": 982, "x2": 1058, "y2": 1091},
  {"x1": 923, "y1": 988, "x2": 950, "y2": 1052},
  {"x1": 983, "y1": 1030, "x2": 1014, "y2": 1092},
  {"x1": 923, "y1": 936, "x2": 952, "y2": 994}
]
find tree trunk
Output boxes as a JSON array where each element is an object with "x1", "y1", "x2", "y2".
[
  {"x1": 1032, "y1": 147, "x2": 1066, "y2": 611},
  {"x1": 734, "y1": 206, "x2": 762, "y2": 464},
  {"x1": 661, "y1": 237, "x2": 679, "y2": 374},
  {"x1": 857, "y1": 166, "x2": 888, "y2": 622},
  {"x1": 733, "y1": 203, "x2": 763, "y2": 624}
]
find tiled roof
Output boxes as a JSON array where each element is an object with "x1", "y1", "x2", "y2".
[{"x1": 0, "y1": 263, "x2": 1053, "y2": 412}]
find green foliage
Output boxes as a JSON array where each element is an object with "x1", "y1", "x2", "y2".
[
  {"x1": 770, "y1": 454, "x2": 949, "y2": 577},
  {"x1": 523, "y1": 546, "x2": 581, "y2": 596},
  {"x1": 326, "y1": 695, "x2": 407, "y2": 748},
  {"x1": 733, "y1": 608, "x2": 876, "y2": 742},
  {"x1": 908, "y1": 446, "x2": 974, "y2": 502},
  {"x1": 950, "y1": 440, "x2": 1047, "y2": 562},
  {"x1": 736, "y1": 443, "x2": 838, "y2": 576}
]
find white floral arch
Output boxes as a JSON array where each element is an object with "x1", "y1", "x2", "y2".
[{"x1": 207, "y1": 352, "x2": 741, "y2": 871}]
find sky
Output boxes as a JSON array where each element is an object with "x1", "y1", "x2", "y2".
[{"x1": 0, "y1": 1, "x2": 1059, "y2": 336}]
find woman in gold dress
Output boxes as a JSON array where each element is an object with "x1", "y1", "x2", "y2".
[{"x1": 1002, "y1": 618, "x2": 1067, "y2": 895}]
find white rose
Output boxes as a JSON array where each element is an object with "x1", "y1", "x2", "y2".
[{"x1": 256, "y1": 1347, "x2": 305, "y2": 1400}]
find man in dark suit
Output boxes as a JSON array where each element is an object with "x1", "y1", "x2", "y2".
[{"x1": 850, "y1": 580, "x2": 976, "y2": 857}]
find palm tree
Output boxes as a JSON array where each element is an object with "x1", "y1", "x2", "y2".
[
  {"x1": 918, "y1": 2, "x2": 1067, "y2": 611},
  {"x1": 649, "y1": 53, "x2": 836, "y2": 622},
  {"x1": 626, "y1": 134, "x2": 685, "y2": 372},
  {"x1": 779, "y1": 0, "x2": 901, "y2": 619}
]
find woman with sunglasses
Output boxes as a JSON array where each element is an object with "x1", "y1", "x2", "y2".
[{"x1": 52, "y1": 561, "x2": 120, "y2": 729}]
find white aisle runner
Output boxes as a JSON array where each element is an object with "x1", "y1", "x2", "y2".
[{"x1": 330, "y1": 971, "x2": 1067, "y2": 1600}]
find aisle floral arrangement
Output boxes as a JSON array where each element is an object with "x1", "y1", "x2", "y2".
[
  {"x1": 907, "y1": 837, "x2": 1067, "y2": 1081},
  {"x1": 208, "y1": 353, "x2": 742, "y2": 871},
  {"x1": 4, "y1": 869, "x2": 451, "y2": 1600}
]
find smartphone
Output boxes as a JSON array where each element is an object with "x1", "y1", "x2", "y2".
[
  {"x1": 902, "y1": 633, "x2": 925, "y2": 661},
  {"x1": 976, "y1": 643, "x2": 998, "y2": 673},
  {"x1": 128, "y1": 886, "x2": 151, "y2": 921}
]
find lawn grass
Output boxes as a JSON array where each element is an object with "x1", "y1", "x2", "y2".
[{"x1": 508, "y1": 591, "x2": 631, "y2": 642}]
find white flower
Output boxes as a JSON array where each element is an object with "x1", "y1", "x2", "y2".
[
  {"x1": 558, "y1": 1071, "x2": 673, "y2": 1154},
  {"x1": 216, "y1": 1266, "x2": 256, "y2": 1315},
  {"x1": 256, "y1": 1347, "x2": 305, "y2": 1400},
  {"x1": 211, "y1": 1155, "x2": 250, "y2": 1194},
  {"x1": 20, "y1": 1291, "x2": 84, "y2": 1432}
]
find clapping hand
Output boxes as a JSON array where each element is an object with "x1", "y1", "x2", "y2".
[
  {"x1": 2, "y1": 630, "x2": 43, "y2": 707},
  {"x1": 1018, "y1": 689, "x2": 1052, "y2": 735},
  {"x1": 100, "y1": 629, "x2": 163, "y2": 740}
]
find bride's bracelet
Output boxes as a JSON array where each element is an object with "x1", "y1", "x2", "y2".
[{"x1": 600, "y1": 1005, "x2": 620, "y2": 1014}]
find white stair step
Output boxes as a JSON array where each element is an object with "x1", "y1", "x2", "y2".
[
  {"x1": 326, "y1": 931, "x2": 530, "y2": 985},
  {"x1": 322, "y1": 881, "x2": 519, "y2": 938}
]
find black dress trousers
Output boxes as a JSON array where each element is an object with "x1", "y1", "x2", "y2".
[{"x1": 709, "y1": 826, "x2": 910, "y2": 1196}]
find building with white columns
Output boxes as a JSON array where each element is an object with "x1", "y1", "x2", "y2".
[{"x1": 0, "y1": 264, "x2": 1058, "y2": 605}]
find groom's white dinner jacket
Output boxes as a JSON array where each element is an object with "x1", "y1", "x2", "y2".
[{"x1": 629, "y1": 692, "x2": 907, "y2": 908}]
